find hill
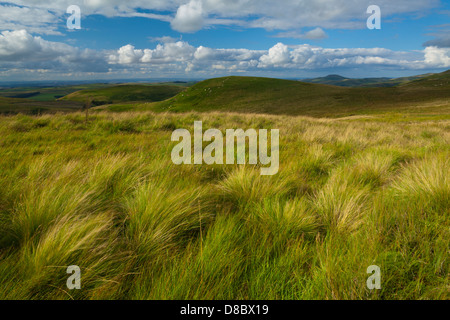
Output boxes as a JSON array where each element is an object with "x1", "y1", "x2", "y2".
[
  {"x1": 0, "y1": 84, "x2": 113, "y2": 102},
  {"x1": 0, "y1": 96, "x2": 82, "y2": 115},
  {"x1": 303, "y1": 75, "x2": 392, "y2": 87},
  {"x1": 151, "y1": 71, "x2": 450, "y2": 117},
  {"x1": 61, "y1": 84, "x2": 186, "y2": 106},
  {"x1": 302, "y1": 73, "x2": 433, "y2": 87}
]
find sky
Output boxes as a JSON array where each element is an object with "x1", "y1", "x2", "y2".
[{"x1": 0, "y1": 0, "x2": 449, "y2": 81}]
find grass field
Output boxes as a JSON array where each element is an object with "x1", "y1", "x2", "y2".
[
  {"x1": 61, "y1": 84, "x2": 187, "y2": 106},
  {"x1": 0, "y1": 83, "x2": 189, "y2": 115},
  {"x1": 149, "y1": 72, "x2": 450, "y2": 117},
  {"x1": 0, "y1": 84, "x2": 113, "y2": 102},
  {"x1": 0, "y1": 107, "x2": 448, "y2": 299},
  {"x1": 0, "y1": 96, "x2": 83, "y2": 115}
]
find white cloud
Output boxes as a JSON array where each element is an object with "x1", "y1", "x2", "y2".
[
  {"x1": 274, "y1": 28, "x2": 328, "y2": 40},
  {"x1": 2, "y1": 30, "x2": 449, "y2": 79},
  {"x1": 424, "y1": 46, "x2": 450, "y2": 67},
  {"x1": 303, "y1": 28, "x2": 328, "y2": 40},
  {"x1": 3, "y1": 0, "x2": 442, "y2": 34},
  {"x1": 0, "y1": 30, "x2": 72, "y2": 61},
  {"x1": 0, "y1": 29, "x2": 108, "y2": 72},
  {"x1": 0, "y1": 4, "x2": 61, "y2": 35},
  {"x1": 171, "y1": 0, "x2": 204, "y2": 33},
  {"x1": 109, "y1": 41, "x2": 196, "y2": 64},
  {"x1": 259, "y1": 43, "x2": 291, "y2": 67},
  {"x1": 112, "y1": 45, "x2": 145, "y2": 64}
]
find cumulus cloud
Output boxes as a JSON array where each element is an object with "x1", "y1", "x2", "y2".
[
  {"x1": 0, "y1": 30, "x2": 72, "y2": 61},
  {"x1": 2, "y1": 30, "x2": 449, "y2": 79},
  {"x1": 0, "y1": 29, "x2": 109, "y2": 72},
  {"x1": 108, "y1": 40, "x2": 450, "y2": 74},
  {"x1": 109, "y1": 41, "x2": 196, "y2": 65},
  {"x1": 171, "y1": 0, "x2": 204, "y2": 33},
  {"x1": 424, "y1": 46, "x2": 450, "y2": 67},
  {"x1": 259, "y1": 43, "x2": 291, "y2": 67}
]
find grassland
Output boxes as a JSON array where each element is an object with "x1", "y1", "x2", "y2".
[
  {"x1": 0, "y1": 96, "x2": 83, "y2": 115},
  {"x1": 61, "y1": 84, "x2": 186, "y2": 106},
  {"x1": 149, "y1": 71, "x2": 450, "y2": 117},
  {"x1": 0, "y1": 83, "x2": 188, "y2": 115},
  {"x1": 0, "y1": 84, "x2": 113, "y2": 102},
  {"x1": 302, "y1": 73, "x2": 433, "y2": 87},
  {"x1": 0, "y1": 108, "x2": 448, "y2": 299}
]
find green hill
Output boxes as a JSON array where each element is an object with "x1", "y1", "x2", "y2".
[
  {"x1": 302, "y1": 73, "x2": 433, "y2": 87},
  {"x1": 0, "y1": 96, "x2": 82, "y2": 115},
  {"x1": 303, "y1": 74, "x2": 393, "y2": 87},
  {"x1": 0, "y1": 84, "x2": 113, "y2": 101},
  {"x1": 399, "y1": 70, "x2": 450, "y2": 88},
  {"x1": 62, "y1": 84, "x2": 186, "y2": 106},
  {"x1": 152, "y1": 71, "x2": 450, "y2": 117}
]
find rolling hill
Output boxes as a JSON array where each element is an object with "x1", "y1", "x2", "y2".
[
  {"x1": 151, "y1": 70, "x2": 450, "y2": 117},
  {"x1": 61, "y1": 84, "x2": 186, "y2": 106},
  {"x1": 302, "y1": 73, "x2": 433, "y2": 87},
  {"x1": 0, "y1": 84, "x2": 113, "y2": 101},
  {"x1": 0, "y1": 96, "x2": 82, "y2": 115}
]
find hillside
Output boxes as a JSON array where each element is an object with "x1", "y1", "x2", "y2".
[
  {"x1": 152, "y1": 71, "x2": 450, "y2": 117},
  {"x1": 0, "y1": 84, "x2": 112, "y2": 102},
  {"x1": 62, "y1": 84, "x2": 186, "y2": 106},
  {"x1": 302, "y1": 73, "x2": 432, "y2": 87},
  {"x1": 303, "y1": 75, "x2": 392, "y2": 87},
  {"x1": 0, "y1": 96, "x2": 82, "y2": 115},
  {"x1": 399, "y1": 70, "x2": 450, "y2": 88}
]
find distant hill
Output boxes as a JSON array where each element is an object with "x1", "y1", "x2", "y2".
[
  {"x1": 0, "y1": 96, "x2": 82, "y2": 115},
  {"x1": 302, "y1": 73, "x2": 433, "y2": 87},
  {"x1": 399, "y1": 69, "x2": 450, "y2": 88},
  {"x1": 150, "y1": 70, "x2": 450, "y2": 117},
  {"x1": 61, "y1": 84, "x2": 186, "y2": 106}
]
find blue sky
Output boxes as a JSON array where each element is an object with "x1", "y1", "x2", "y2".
[{"x1": 0, "y1": 0, "x2": 449, "y2": 81}]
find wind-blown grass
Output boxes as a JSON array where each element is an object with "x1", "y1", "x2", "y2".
[{"x1": 0, "y1": 110, "x2": 448, "y2": 300}]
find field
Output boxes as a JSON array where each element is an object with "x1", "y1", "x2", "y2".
[
  {"x1": 61, "y1": 84, "x2": 187, "y2": 106},
  {"x1": 149, "y1": 72, "x2": 450, "y2": 117},
  {"x1": 0, "y1": 83, "x2": 188, "y2": 115},
  {"x1": 0, "y1": 106, "x2": 448, "y2": 299},
  {"x1": 0, "y1": 84, "x2": 113, "y2": 101}
]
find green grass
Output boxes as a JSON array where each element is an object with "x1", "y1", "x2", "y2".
[
  {"x1": 147, "y1": 72, "x2": 450, "y2": 117},
  {"x1": 302, "y1": 73, "x2": 434, "y2": 87},
  {"x1": 0, "y1": 84, "x2": 113, "y2": 102},
  {"x1": 61, "y1": 84, "x2": 186, "y2": 106},
  {"x1": 0, "y1": 110, "x2": 448, "y2": 300},
  {"x1": 0, "y1": 96, "x2": 82, "y2": 115},
  {"x1": 0, "y1": 83, "x2": 189, "y2": 115}
]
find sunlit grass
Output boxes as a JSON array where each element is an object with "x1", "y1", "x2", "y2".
[{"x1": 0, "y1": 111, "x2": 448, "y2": 300}]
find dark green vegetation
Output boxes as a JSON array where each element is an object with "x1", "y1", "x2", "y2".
[
  {"x1": 0, "y1": 96, "x2": 82, "y2": 115},
  {"x1": 152, "y1": 71, "x2": 450, "y2": 117},
  {"x1": 0, "y1": 84, "x2": 112, "y2": 101},
  {"x1": 61, "y1": 84, "x2": 186, "y2": 106},
  {"x1": 302, "y1": 73, "x2": 433, "y2": 87},
  {"x1": 0, "y1": 83, "x2": 187, "y2": 115}
]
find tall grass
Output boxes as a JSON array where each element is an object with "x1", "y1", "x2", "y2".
[{"x1": 0, "y1": 110, "x2": 448, "y2": 299}]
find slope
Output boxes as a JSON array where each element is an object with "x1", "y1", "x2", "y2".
[
  {"x1": 61, "y1": 84, "x2": 186, "y2": 106},
  {"x1": 152, "y1": 72, "x2": 450, "y2": 117}
]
